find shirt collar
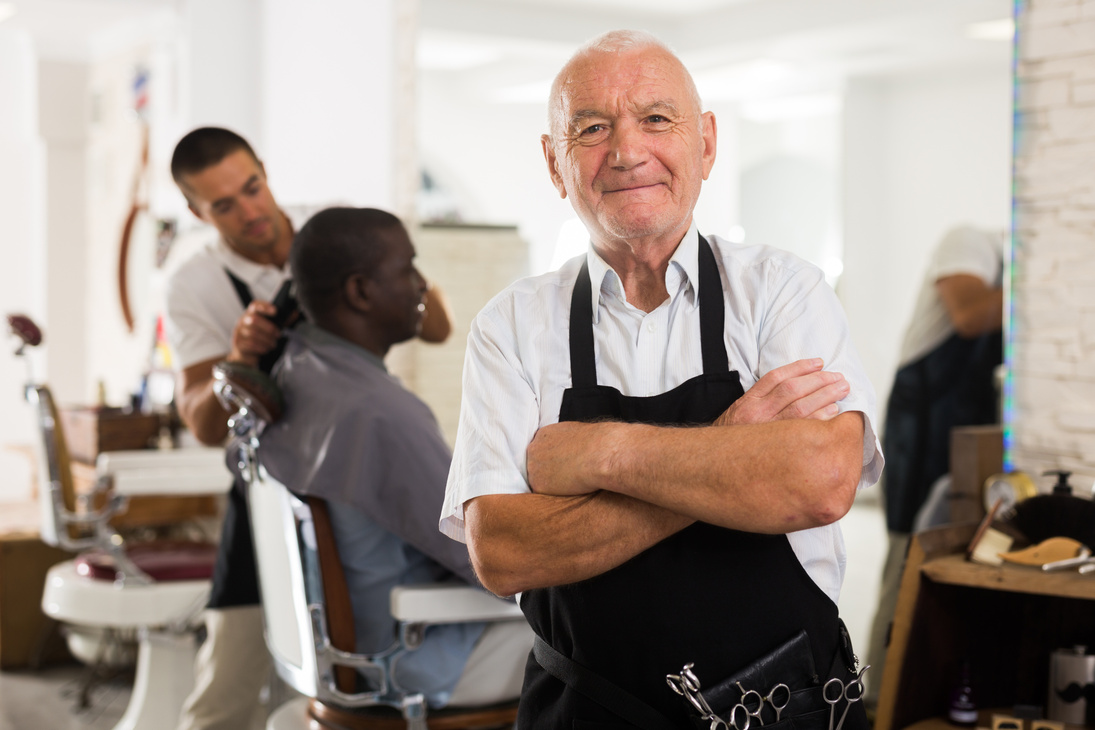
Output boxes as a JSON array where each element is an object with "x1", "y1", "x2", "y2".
[
  {"x1": 584, "y1": 221, "x2": 701, "y2": 322},
  {"x1": 293, "y1": 322, "x2": 388, "y2": 373}
]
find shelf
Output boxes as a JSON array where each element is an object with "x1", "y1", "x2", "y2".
[
  {"x1": 903, "y1": 709, "x2": 1087, "y2": 730},
  {"x1": 922, "y1": 554, "x2": 1095, "y2": 601}
]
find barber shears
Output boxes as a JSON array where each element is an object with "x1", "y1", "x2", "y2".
[
  {"x1": 760, "y1": 682, "x2": 791, "y2": 723},
  {"x1": 668, "y1": 663, "x2": 735, "y2": 728},
  {"x1": 823, "y1": 664, "x2": 869, "y2": 730},
  {"x1": 668, "y1": 664, "x2": 792, "y2": 729}
]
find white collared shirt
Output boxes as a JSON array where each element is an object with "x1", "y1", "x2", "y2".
[{"x1": 441, "y1": 224, "x2": 884, "y2": 603}]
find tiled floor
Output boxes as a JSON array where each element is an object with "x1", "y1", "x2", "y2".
[{"x1": 0, "y1": 664, "x2": 131, "y2": 730}]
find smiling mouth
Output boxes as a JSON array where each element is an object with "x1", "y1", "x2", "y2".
[{"x1": 604, "y1": 183, "x2": 663, "y2": 194}]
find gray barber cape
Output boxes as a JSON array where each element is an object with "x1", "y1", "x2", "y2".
[
  {"x1": 257, "y1": 322, "x2": 477, "y2": 587},
  {"x1": 257, "y1": 323, "x2": 485, "y2": 706}
]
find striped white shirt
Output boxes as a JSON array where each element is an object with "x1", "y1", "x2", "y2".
[{"x1": 441, "y1": 224, "x2": 884, "y2": 603}]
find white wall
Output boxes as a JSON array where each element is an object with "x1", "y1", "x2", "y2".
[
  {"x1": 180, "y1": 0, "x2": 263, "y2": 149},
  {"x1": 418, "y1": 69, "x2": 572, "y2": 273},
  {"x1": 261, "y1": 0, "x2": 402, "y2": 212},
  {"x1": 842, "y1": 64, "x2": 1012, "y2": 413}
]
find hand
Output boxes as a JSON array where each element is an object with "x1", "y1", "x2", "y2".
[
  {"x1": 228, "y1": 300, "x2": 281, "y2": 368},
  {"x1": 715, "y1": 358, "x2": 849, "y2": 427},
  {"x1": 526, "y1": 421, "x2": 615, "y2": 497}
]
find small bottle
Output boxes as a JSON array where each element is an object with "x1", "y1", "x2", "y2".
[{"x1": 947, "y1": 660, "x2": 978, "y2": 726}]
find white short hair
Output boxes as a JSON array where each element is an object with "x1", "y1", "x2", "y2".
[{"x1": 546, "y1": 29, "x2": 703, "y2": 138}]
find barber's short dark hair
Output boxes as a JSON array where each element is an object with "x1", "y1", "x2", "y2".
[
  {"x1": 290, "y1": 207, "x2": 404, "y2": 322},
  {"x1": 170, "y1": 127, "x2": 259, "y2": 188}
]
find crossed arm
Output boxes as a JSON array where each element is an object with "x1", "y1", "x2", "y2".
[{"x1": 465, "y1": 359, "x2": 865, "y2": 597}]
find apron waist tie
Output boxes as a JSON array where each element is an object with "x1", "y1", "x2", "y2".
[
  {"x1": 533, "y1": 630, "x2": 866, "y2": 730},
  {"x1": 532, "y1": 635, "x2": 679, "y2": 730}
]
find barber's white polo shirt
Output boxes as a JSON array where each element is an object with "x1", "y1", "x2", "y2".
[{"x1": 164, "y1": 236, "x2": 289, "y2": 371}]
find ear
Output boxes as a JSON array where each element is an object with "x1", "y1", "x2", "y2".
[
  {"x1": 699, "y1": 111, "x2": 717, "y2": 181},
  {"x1": 343, "y1": 273, "x2": 371, "y2": 314},
  {"x1": 541, "y1": 135, "x2": 568, "y2": 199}
]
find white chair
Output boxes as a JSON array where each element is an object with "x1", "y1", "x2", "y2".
[
  {"x1": 213, "y1": 362, "x2": 526, "y2": 730},
  {"x1": 9, "y1": 313, "x2": 229, "y2": 730}
]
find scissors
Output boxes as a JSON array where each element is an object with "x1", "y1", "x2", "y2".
[
  {"x1": 735, "y1": 682, "x2": 765, "y2": 726},
  {"x1": 823, "y1": 665, "x2": 869, "y2": 730},
  {"x1": 667, "y1": 664, "x2": 724, "y2": 726},
  {"x1": 734, "y1": 680, "x2": 790, "y2": 725},
  {"x1": 762, "y1": 682, "x2": 790, "y2": 723},
  {"x1": 667, "y1": 665, "x2": 753, "y2": 730}
]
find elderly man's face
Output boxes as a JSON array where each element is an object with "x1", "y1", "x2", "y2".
[{"x1": 543, "y1": 46, "x2": 716, "y2": 248}]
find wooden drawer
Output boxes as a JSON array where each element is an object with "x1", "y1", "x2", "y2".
[
  {"x1": 0, "y1": 531, "x2": 74, "y2": 669},
  {"x1": 59, "y1": 407, "x2": 163, "y2": 464}
]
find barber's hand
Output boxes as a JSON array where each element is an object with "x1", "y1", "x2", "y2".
[
  {"x1": 228, "y1": 301, "x2": 281, "y2": 368},
  {"x1": 715, "y1": 358, "x2": 849, "y2": 427},
  {"x1": 527, "y1": 421, "x2": 613, "y2": 497}
]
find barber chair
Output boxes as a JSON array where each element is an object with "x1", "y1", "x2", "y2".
[
  {"x1": 212, "y1": 362, "x2": 526, "y2": 730},
  {"x1": 7, "y1": 314, "x2": 227, "y2": 730}
]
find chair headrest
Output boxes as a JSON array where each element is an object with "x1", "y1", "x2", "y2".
[
  {"x1": 7, "y1": 314, "x2": 42, "y2": 348},
  {"x1": 212, "y1": 361, "x2": 285, "y2": 425}
]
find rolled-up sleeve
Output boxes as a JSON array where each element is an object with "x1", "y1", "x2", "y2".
[
  {"x1": 752, "y1": 260, "x2": 884, "y2": 490},
  {"x1": 440, "y1": 300, "x2": 543, "y2": 543}
]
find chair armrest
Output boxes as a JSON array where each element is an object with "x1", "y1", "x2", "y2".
[
  {"x1": 96, "y1": 447, "x2": 231, "y2": 496},
  {"x1": 390, "y1": 584, "x2": 525, "y2": 624}
]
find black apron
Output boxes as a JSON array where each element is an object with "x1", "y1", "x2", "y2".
[
  {"x1": 206, "y1": 269, "x2": 289, "y2": 608},
  {"x1": 518, "y1": 235, "x2": 863, "y2": 729},
  {"x1": 882, "y1": 330, "x2": 1002, "y2": 533}
]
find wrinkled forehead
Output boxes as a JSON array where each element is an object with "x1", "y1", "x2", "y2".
[{"x1": 551, "y1": 47, "x2": 697, "y2": 131}]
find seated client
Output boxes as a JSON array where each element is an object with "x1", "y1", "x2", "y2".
[{"x1": 258, "y1": 207, "x2": 532, "y2": 708}]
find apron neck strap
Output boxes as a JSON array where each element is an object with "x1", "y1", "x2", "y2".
[
  {"x1": 568, "y1": 232, "x2": 729, "y2": 389},
  {"x1": 696, "y1": 232, "x2": 729, "y2": 375}
]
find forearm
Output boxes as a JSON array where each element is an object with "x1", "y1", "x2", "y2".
[
  {"x1": 950, "y1": 288, "x2": 1003, "y2": 338},
  {"x1": 536, "y1": 413, "x2": 864, "y2": 534},
  {"x1": 177, "y1": 374, "x2": 230, "y2": 445},
  {"x1": 464, "y1": 491, "x2": 692, "y2": 596},
  {"x1": 936, "y1": 275, "x2": 1003, "y2": 338}
]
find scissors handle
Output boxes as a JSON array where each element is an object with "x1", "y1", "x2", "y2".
[{"x1": 765, "y1": 683, "x2": 790, "y2": 722}]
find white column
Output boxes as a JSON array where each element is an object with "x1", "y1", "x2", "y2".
[
  {"x1": 840, "y1": 78, "x2": 894, "y2": 407},
  {"x1": 38, "y1": 59, "x2": 93, "y2": 405},
  {"x1": 0, "y1": 27, "x2": 45, "y2": 475}
]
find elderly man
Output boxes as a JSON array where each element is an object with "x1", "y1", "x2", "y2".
[{"x1": 441, "y1": 30, "x2": 883, "y2": 729}]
